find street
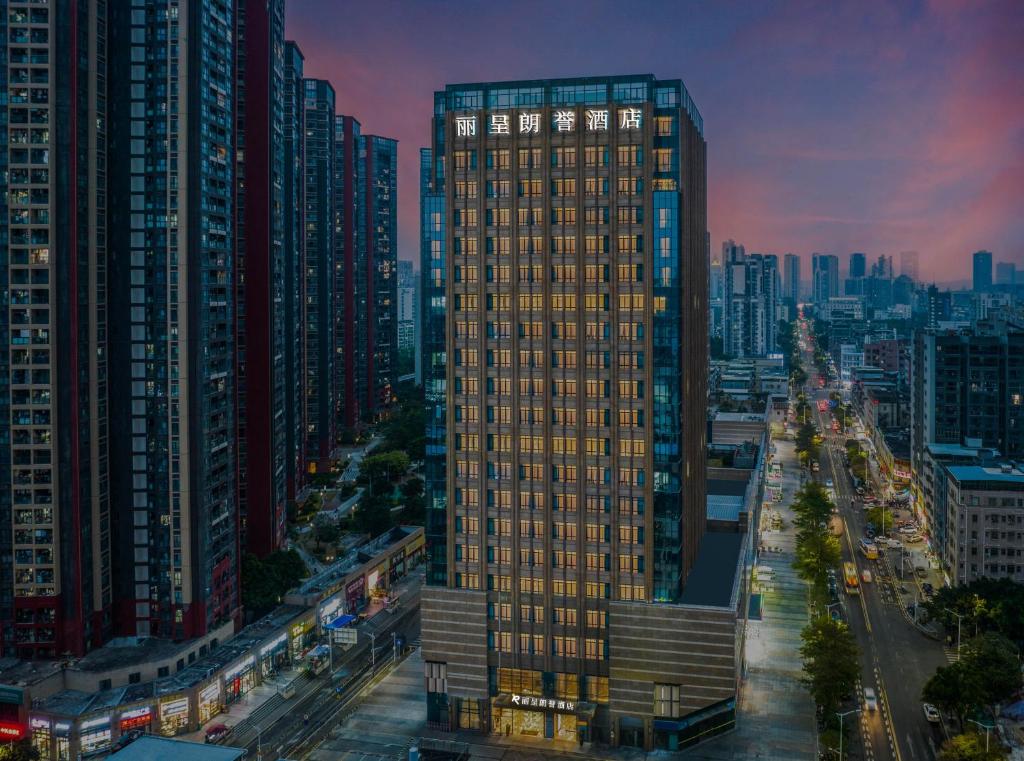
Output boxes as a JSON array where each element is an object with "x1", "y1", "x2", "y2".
[
  {"x1": 224, "y1": 579, "x2": 421, "y2": 761},
  {"x1": 798, "y1": 326, "x2": 947, "y2": 761}
]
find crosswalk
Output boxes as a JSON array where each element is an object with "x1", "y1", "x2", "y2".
[{"x1": 943, "y1": 646, "x2": 960, "y2": 663}]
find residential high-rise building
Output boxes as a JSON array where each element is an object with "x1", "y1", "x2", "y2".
[
  {"x1": 301, "y1": 79, "x2": 337, "y2": 473},
  {"x1": 235, "y1": 0, "x2": 288, "y2": 556},
  {"x1": 420, "y1": 75, "x2": 713, "y2": 749},
  {"x1": 926, "y1": 285, "x2": 952, "y2": 329},
  {"x1": 722, "y1": 247, "x2": 779, "y2": 357},
  {"x1": 283, "y1": 41, "x2": 306, "y2": 500},
  {"x1": 2, "y1": 0, "x2": 111, "y2": 658},
  {"x1": 900, "y1": 250, "x2": 919, "y2": 282},
  {"x1": 398, "y1": 260, "x2": 417, "y2": 355},
  {"x1": 360, "y1": 135, "x2": 399, "y2": 421},
  {"x1": 912, "y1": 321, "x2": 1024, "y2": 538},
  {"x1": 107, "y1": 0, "x2": 240, "y2": 640},
  {"x1": 334, "y1": 114, "x2": 363, "y2": 435},
  {"x1": 973, "y1": 250, "x2": 993, "y2": 292},
  {"x1": 812, "y1": 253, "x2": 840, "y2": 305},
  {"x1": 783, "y1": 253, "x2": 800, "y2": 302}
]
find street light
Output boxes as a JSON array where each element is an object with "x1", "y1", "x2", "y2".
[
  {"x1": 944, "y1": 608, "x2": 965, "y2": 659},
  {"x1": 836, "y1": 708, "x2": 860, "y2": 761},
  {"x1": 968, "y1": 719, "x2": 995, "y2": 752}
]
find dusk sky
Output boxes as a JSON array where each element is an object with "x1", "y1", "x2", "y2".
[{"x1": 286, "y1": 0, "x2": 1024, "y2": 283}]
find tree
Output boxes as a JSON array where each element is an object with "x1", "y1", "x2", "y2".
[
  {"x1": 793, "y1": 529, "x2": 841, "y2": 586},
  {"x1": 353, "y1": 491, "x2": 395, "y2": 538},
  {"x1": 313, "y1": 516, "x2": 341, "y2": 550},
  {"x1": 864, "y1": 506, "x2": 892, "y2": 534},
  {"x1": 800, "y1": 617, "x2": 860, "y2": 715},
  {"x1": 791, "y1": 482, "x2": 834, "y2": 531},
  {"x1": 0, "y1": 741, "x2": 40, "y2": 761},
  {"x1": 924, "y1": 578, "x2": 1024, "y2": 648},
  {"x1": 380, "y1": 389, "x2": 426, "y2": 459},
  {"x1": 961, "y1": 632, "x2": 1022, "y2": 711},
  {"x1": 795, "y1": 420, "x2": 820, "y2": 461},
  {"x1": 938, "y1": 732, "x2": 1007, "y2": 761},
  {"x1": 361, "y1": 450, "x2": 411, "y2": 491},
  {"x1": 922, "y1": 662, "x2": 983, "y2": 728},
  {"x1": 241, "y1": 549, "x2": 308, "y2": 618}
]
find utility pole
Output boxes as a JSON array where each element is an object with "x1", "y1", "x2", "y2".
[
  {"x1": 836, "y1": 708, "x2": 860, "y2": 761},
  {"x1": 945, "y1": 609, "x2": 965, "y2": 659}
]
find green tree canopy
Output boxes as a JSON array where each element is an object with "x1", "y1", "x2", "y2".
[
  {"x1": 924, "y1": 578, "x2": 1024, "y2": 647},
  {"x1": 938, "y1": 732, "x2": 1007, "y2": 761},
  {"x1": 923, "y1": 662, "x2": 983, "y2": 728},
  {"x1": 800, "y1": 617, "x2": 860, "y2": 716},
  {"x1": 360, "y1": 450, "x2": 411, "y2": 489},
  {"x1": 241, "y1": 549, "x2": 308, "y2": 619}
]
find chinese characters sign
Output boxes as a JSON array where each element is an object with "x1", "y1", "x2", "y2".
[
  {"x1": 455, "y1": 108, "x2": 641, "y2": 138},
  {"x1": 511, "y1": 693, "x2": 577, "y2": 713}
]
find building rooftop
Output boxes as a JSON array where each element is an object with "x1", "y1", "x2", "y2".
[
  {"x1": 707, "y1": 495, "x2": 743, "y2": 523},
  {"x1": 707, "y1": 478, "x2": 749, "y2": 498},
  {"x1": 294, "y1": 525, "x2": 416, "y2": 596},
  {"x1": 679, "y1": 532, "x2": 745, "y2": 608},
  {"x1": 713, "y1": 412, "x2": 765, "y2": 423},
  {"x1": 108, "y1": 736, "x2": 244, "y2": 761},
  {"x1": 927, "y1": 442, "x2": 1001, "y2": 459},
  {"x1": 947, "y1": 465, "x2": 1024, "y2": 486}
]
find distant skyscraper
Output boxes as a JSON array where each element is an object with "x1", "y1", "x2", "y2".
[
  {"x1": 973, "y1": 250, "x2": 993, "y2": 292},
  {"x1": 235, "y1": 0, "x2": 288, "y2": 557},
  {"x1": 996, "y1": 262, "x2": 1017, "y2": 287},
  {"x1": 302, "y1": 79, "x2": 338, "y2": 473},
  {"x1": 812, "y1": 253, "x2": 840, "y2": 304},
  {"x1": 900, "y1": 251, "x2": 919, "y2": 282},
  {"x1": 926, "y1": 285, "x2": 952, "y2": 329},
  {"x1": 783, "y1": 253, "x2": 801, "y2": 302},
  {"x1": 421, "y1": 75, "x2": 712, "y2": 748},
  {"x1": 849, "y1": 252, "x2": 866, "y2": 279}
]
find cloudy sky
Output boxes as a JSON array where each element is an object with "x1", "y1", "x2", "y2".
[{"x1": 287, "y1": 0, "x2": 1024, "y2": 283}]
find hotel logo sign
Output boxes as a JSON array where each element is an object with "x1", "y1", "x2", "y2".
[
  {"x1": 455, "y1": 108, "x2": 642, "y2": 138},
  {"x1": 511, "y1": 693, "x2": 576, "y2": 713}
]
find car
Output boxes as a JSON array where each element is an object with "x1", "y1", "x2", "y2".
[
  {"x1": 923, "y1": 703, "x2": 940, "y2": 723},
  {"x1": 830, "y1": 608, "x2": 842, "y2": 623},
  {"x1": 825, "y1": 478, "x2": 834, "y2": 488},
  {"x1": 863, "y1": 687, "x2": 878, "y2": 712},
  {"x1": 205, "y1": 724, "x2": 230, "y2": 744},
  {"x1": 922, "y1": 582, "x2": 935, "y2": 595},
  {"x1": 899, "y1": 525, "x2": 918, "y2": 535}
]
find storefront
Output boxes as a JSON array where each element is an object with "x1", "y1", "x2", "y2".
[
  {"x1": 223, "y1": 656, "x2": 256, "y2": 704},
  {"x1": 289, "y1": 619, "x2": 316, "y2": 661},
  {"x1": 158, "y1": 696, "x2": 190, "y2": 736},
  {"x1": 490, "y1": 693, "x2": 593, "y2": 745},
  {"x1": 78, "y1": 715, "x2": 112, "y2": 757},
  {"x1": 53, "y1": 721, "x2": 71, "y2": 761},
  {"x1": 30, "y1": 717, "x2": 51, "y2": 760},
  {"x1": 344, "y1": 576, "x2": 365, "y2": 612},
  {"x1": 388, "y1": 549, "x2": 406, "y2": 583},
  {"x1": 118, "y1": 706, "x2": 153, "y2": 735},
  {"x1": 368, "y1": 565, "x2": 387, "y2": 600},
  {"x1": 651, "y1": 697, "x2": 736, "y2": 751},
  {"x1": 197, "y1": 682, "x2": 222, "y2": 724},
  {"x1": 259, "y1": 633, "x2": 289, "y2": 677},
  {"x1": 318, "y1": 594, "x2": 343, "y2": 628}
]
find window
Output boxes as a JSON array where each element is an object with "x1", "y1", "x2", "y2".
[{"x1": 654, "y1": 684, "x2": 681, "y2": 718}]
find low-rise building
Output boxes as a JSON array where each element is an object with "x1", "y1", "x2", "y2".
[{"x1": 942, "y1": 465, "x2": 1024, "y2": 586}]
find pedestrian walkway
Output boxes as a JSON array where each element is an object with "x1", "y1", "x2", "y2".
[{"x1": 179, "y1": 667, "x2": 306, "y2": 744}]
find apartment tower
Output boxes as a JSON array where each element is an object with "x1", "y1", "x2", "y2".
[{"x1": 420, "y1": 75, "x2": 708, "y2": 747}]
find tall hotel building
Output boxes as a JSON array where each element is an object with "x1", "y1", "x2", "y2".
[{"x1": 421, "y1": 76, "x2": 711, "y2": 749}]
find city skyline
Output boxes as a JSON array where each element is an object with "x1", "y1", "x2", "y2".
[{"x1": 286, "y1": 0, "x2": 1024, "y2": 278}]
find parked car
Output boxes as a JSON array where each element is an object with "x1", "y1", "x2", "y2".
[
  {"x1": 922, "y1": 703, "x2": 940, "y2": 723},
  {"x1": 922, "y1": 582, "x2": 935, "y2": 595},
  {"x1": 205, "y1": 724, "x2": 230, "y2": 744},
  {"x1": 861, "y1": 569, "x2": 872, "y2": 583},
  {"x1": 864, "y1": 687, "x2": 878, "y2": 712},
  {"x1": 825, "y1": 478, "x2": 834, "y2": 488}
]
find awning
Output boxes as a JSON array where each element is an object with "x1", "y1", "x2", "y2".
[{"x1": 325, "y1": 613, "x2": 356, "y2": 630}]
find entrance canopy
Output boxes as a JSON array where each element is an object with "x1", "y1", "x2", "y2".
[{"x1": 325, "y1": 613, "x2": 356, "y2": 630}]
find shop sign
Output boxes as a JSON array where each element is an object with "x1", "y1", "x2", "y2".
[
  {"x1": 30, "y1": 717, "x2": 50, "y2": 730},
  {"x1": 454, "y1": 108, "x2": 642, "y2": 138},
  {"x1": 53, "y1": 722, "x2": 71, "y2": 735},
  {"x1": 894, "y1": 468, "x2": 911, "y2": 480},
  {"x1": 319, "y1": 596, "x2": 341, "y2": 624},
  {"x1": 511, "y1": 694, "x2": 576, "y2": 713},
  {"x1": 199, "y1": 683, "x2": 221, "y2": 703},
  {"x1": 224, "y1": 656, "x2": 254, "y2": 681},
  {"x1": 345, "y1": 578, "x2": 363, "y2": 597},
  {"x1": 119, "y1": 707, "x2": 152, "y2": 731},
  {"x1": 0, "y1": 723, "x2": 25, "y2": 740},
  {"x1": 260, "y1": 634, "x2": 287, "y2": 655},
  {"x1": 0, "y1": 686, "x2": 24, "y2": 705},
  {"x1": 160, "y1": 698, "x2": 188, "y2": 718},
  {"x1": 80, "y1": 716, "x2": 110, "y2": 730}
]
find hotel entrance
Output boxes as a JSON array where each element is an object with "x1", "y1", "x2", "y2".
[{"x1": 491, "y1": 694, "x2": 594, "y2": 747}]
